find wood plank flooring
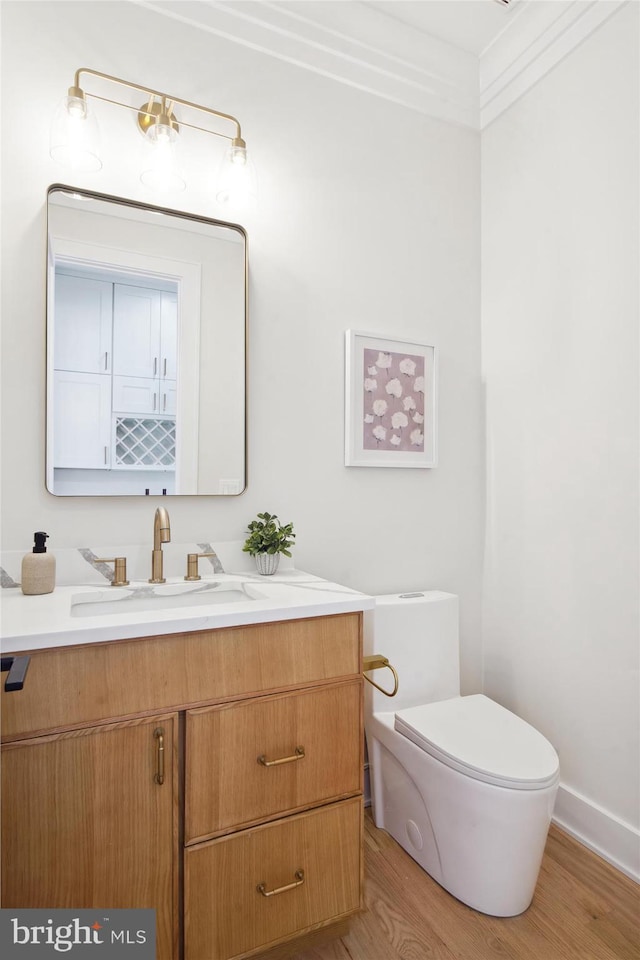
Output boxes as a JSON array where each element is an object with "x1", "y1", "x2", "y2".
[{"x1": 289, "y1": 813, "x2": 640, "y2": 960}]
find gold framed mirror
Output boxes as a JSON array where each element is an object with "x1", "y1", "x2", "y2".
[{"x1": 46, "y1": 185, "x2": 247, "y2": 496}]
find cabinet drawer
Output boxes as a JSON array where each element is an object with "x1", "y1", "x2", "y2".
[
  {"x1": 184, "y1": 798, "x2": 362, "y2": 960},
  {"x1": 1, "y1": 614, "x2": 361, "y2": 740},
  {"x1": 186, "y1": 681, "x2": 362, "y2": 842}
]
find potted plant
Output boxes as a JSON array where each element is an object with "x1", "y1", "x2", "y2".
[{"x1": 242, "y1": 511, "x2": 295, "y2": 575}]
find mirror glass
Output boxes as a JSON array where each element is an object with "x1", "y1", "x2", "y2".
[{"x1": 46, "y1": 186, "x2": 247, "y2": 496}]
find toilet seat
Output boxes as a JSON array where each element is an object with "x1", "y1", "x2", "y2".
[{"x1": 394, "y1": 694, "x2": 559, "y2": 790}]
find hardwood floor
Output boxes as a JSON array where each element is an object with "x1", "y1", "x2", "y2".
[{"x1": 289, "y1": 813, "x2": 640, "y2": 960}]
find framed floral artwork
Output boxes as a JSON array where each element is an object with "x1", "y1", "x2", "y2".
[{"x1": 344, "y1": 331, "x2": 437, "y2": 468}]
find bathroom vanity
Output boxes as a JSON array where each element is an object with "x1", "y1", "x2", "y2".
[{"x1": 1, "y1": 572, "x2": 372, "y2": 959}]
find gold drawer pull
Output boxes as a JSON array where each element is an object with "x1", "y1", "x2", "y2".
[
  {"x1": 257, "y1": 870, "x2": 304, "y2": 898},
  {"x1": 154, "y1": 728, "x2": 165, "y2": 785},
  {"x1": 257, "y1": 746, "x2": 305, "y2": 767}
]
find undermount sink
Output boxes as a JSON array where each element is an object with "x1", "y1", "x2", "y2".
[{"x1": 70, "y1": 580, "x2": 263, "y2": 618}]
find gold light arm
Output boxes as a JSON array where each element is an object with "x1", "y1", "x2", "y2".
[
  {"x1": 363, "y1": 654, "x2": 399, "y2": 698},
  {"x1": 72, "y1": 67, "x2": 244, "y2": 143}
]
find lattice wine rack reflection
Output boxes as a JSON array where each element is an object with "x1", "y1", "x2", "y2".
[{"x1": 115, "y1": 417, "x2": 176, "y2": 468}]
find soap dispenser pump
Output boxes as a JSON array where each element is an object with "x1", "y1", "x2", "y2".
[{"x1": 21, "y1": 531, "x2": 56, "y2": 595}]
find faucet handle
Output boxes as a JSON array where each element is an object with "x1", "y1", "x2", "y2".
[
  {"x1": 185, "y1": 553, "x2": 216, "y2": 581},
  {"x1": 94, "y1": 557, "x2": 129, "y2": 586}
]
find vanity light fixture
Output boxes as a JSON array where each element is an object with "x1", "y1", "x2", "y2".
[{"x1": 50, "y1": 68, "x2": 256, "y2": 206}]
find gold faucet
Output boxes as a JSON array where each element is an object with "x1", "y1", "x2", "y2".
[{"x1": 150, "y1": 507, "x2": 171, "y2": 583}]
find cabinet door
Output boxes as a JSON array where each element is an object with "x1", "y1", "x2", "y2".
[
  {"x1": 1, "y1": 715, "x2": 178, "y2": 960},
  {"x1": 113, "y1": 375, "x2": 160, "y2": 414},
  {"x1": 53, "y1": 370, "x2": 112, "y2": 468},
  {"x1": 160, "y1": 292, "x2": 178, "y2": 381},
  {"x1": 160, "y1": 379, "x2": 176, "y2": 416},
  {"x1": 112, "y1": 284, "x2": 161, "y2": 379},
  {"x1": 54, "y1": 273, "x2": 113, "y2": 374},
  {"x1": 185, "y1": 798, "x2": 362, "y2": 960},
  {"x1": 112, "y1": 376, "x2": 176, "y2": 417}
]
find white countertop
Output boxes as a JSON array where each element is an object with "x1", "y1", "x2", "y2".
[{"x1": 0, "y1": 570, "x2": 374, "y2": 654}]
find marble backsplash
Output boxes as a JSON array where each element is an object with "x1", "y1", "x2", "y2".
[{"x1": 0, "y1": 540, "x2": 293, "y2": 589}]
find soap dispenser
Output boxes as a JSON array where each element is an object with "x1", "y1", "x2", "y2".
[{"x1": 21, "y1": 532, "x2": 56, "y2": 595}]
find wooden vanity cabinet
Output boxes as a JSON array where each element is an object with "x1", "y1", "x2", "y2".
[{"x1": 1, "y1": 612, "x2": 364, "y2": 960}]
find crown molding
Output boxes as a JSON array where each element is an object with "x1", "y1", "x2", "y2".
[
  {"x1": 136, "y1": 1, "x2": 628, "y2": 132},
  {"x1": 480, "y1": 0, "x2": 629, "y2": 128},
  {"x1": 136, "y1": 0, "x2": 479, "y2": 129}
]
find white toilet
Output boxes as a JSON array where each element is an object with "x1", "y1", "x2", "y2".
[{"x1": 364, "y1": 591, "x2": 559, "y2": 917}]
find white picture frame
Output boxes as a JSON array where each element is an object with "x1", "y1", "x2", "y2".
[{"x1": 345, "y1": 330, "x2": 437, "y2": 468}]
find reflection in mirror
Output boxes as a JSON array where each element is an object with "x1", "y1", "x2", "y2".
[{"x1": 46, "y1": 186, "x2": 247, "y2": 496}]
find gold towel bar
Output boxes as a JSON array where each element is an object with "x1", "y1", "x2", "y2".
[{"x1": 363, "y1": 655, "x2": 399, "y2": 698}]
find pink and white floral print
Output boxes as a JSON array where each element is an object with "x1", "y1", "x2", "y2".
[{"x1": 362, "y1": 348, "x2": 425, "y2": 451}]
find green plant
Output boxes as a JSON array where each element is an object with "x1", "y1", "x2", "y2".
[{"x1": 242, "y1": 512, "x2": 296, "y2": 557}]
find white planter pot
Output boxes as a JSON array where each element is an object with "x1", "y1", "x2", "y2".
[{"x1": 254, "y1": 553, "x2": 280, "y2": 576}]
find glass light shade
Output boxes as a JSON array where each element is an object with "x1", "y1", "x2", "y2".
[
  {"x1": 140, "y1": 122, "x2": 186, "y2": 194},
  {"x1": 50, "y1": 96, "x2": 102, "y2": 172},
  {"x1": 215, "y1": 146, "x2": 257, "y2": 209}
]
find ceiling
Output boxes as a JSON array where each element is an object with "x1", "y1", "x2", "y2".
[{"x1": 140, "y1": 0, "x2": 624, "y2": 129}]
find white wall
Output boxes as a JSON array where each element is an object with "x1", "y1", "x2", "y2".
[
  {"x1": 482, "y1": 4, "x2": 639, "y2": 878},
  {"x1": 0, "y1": 2, "x2": 483, "y2": 688}
]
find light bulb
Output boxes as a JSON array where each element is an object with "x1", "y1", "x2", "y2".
[
  {"x1": 146, "y1": 121, "x2": 176, "y2": 146},
  {"x1": 230, "y1": 144, "x2": 247, "y2": 166},
  {"x1": 66, "y1": 96, "x2": 87, "y2": 120}
]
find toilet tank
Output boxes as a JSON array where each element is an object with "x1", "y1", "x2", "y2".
[{"x1": 364, "y1": 591, "x2": 460, "y2": 713}]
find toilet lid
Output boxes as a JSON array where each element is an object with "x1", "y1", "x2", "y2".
[{"x1": 394, "y1": 695, "x2": 559, "y2": 790}]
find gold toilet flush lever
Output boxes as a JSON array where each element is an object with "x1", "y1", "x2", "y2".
[{"x1": 363, "y1": 655, "x2": 399, "y2": 698}]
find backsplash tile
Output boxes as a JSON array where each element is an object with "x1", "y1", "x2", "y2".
[{"x1": 0, "y1": 540, "x2": 289, "y2": 588}]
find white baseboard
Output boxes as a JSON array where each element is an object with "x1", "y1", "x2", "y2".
[{"x1": 553, "y1": 783, "x2": 640, "y2": 883}]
